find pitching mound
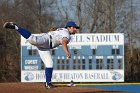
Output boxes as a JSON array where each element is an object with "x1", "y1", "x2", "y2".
[{"x1": 0, "y1": 83, "x2": 130, "y2": 93}]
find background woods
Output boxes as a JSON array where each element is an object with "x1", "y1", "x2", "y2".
[{"x1": 0, "y1": 0, "x2": 140, "y2": 82}]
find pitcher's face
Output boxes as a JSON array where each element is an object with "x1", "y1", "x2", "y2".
[{"x1": 68, "y1": 27, "x2": 77, "y2": 35}]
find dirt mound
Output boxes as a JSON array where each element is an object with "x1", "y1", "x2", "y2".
[{"x1": 0, "y1": 83, "x2": 130, "y2": 93}]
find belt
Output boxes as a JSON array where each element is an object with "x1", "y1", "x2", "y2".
[{"x1": 50, "y1": 35, "x2": 52, "y2": 49}]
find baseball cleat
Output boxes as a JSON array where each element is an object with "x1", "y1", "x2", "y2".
[
  {"x1": 3, "y1": 22, "x2": 16, "y2": 29},
  {"x1": 45, "y1": 83, "x2": 57, "y2": 89}
]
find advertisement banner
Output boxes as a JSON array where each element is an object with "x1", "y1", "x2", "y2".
[{"x1": 21, "y1": 70, "x2": 124, "y2": 82}]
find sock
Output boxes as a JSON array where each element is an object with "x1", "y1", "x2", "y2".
[
  {"x1": 16, "y1": 27, "x2": 31, "y2": 39},
  {"x1": 45, "y1": 68, "x2": 53, "y2": 85},
  {"x1": 15, "y1": 25, "x2": 19, "y2": 30}
]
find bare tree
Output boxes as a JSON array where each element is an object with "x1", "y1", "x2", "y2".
[
  {"x1": 0, "y1": 0, "x2": 56, "y2": 82},
  {"x1": 1, "y1": 0, "x2": 140, "y2": 82}
]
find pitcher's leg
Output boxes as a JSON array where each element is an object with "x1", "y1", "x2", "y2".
[
  {"x1": 3, "y1": 22, "x2": 44, "y2": 46},
  {"x1": 16, "y1": 27, "x2": 31, "y2": 39},
  {"x1": 37, "y1": 50, "x2": 56, "y2": 88},
  {"x1": 16, "y1": 27, "x2": 39, "y2": 45},
  {"x1": 3, "y1": 22, "x2": 50, "y2": 47},
  {"x1": 3, "y1": 22, "x2": 31, "y2": 39},
  {"x1": 38, "y1": 50, "x2": 53, "y2": 68}
]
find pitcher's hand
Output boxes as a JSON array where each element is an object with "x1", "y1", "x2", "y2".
[{"x1": 66, "y1": 52, "x2": 71, "y2": 58}]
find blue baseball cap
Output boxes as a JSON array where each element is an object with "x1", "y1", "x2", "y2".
[{"x1": 65, "y1": 21, "x2": 80, "y2": 29}]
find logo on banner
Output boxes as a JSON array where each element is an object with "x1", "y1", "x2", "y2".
[
  {"x1": 111, "y1": 71, "x2": 123, "y2": 81},
  {"x1": 24, "y1": 72, "x2": 34, "y2": 81}
]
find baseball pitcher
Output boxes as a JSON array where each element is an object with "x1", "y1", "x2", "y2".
[{"x1": 3, "y1": 21, "x2": 80, "y2": 89}]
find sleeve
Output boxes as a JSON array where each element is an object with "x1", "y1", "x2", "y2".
[{"x1": 61, "y1": 29, "x2": 71, "y2": 43}]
